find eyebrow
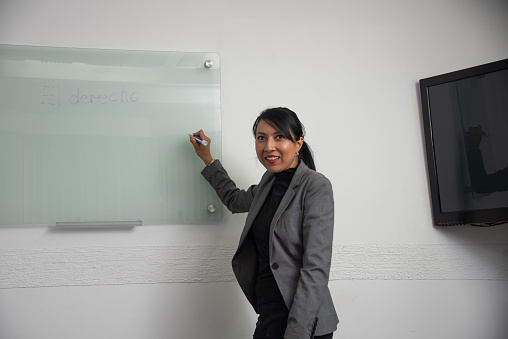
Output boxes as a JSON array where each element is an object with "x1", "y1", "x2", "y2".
[{"x1": 256, "y1": 130, "x2": 282, "y2": 136}]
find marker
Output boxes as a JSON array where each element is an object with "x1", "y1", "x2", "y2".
[{"x1": 189, "y1": 134, "x2": 208, "y2": 146}]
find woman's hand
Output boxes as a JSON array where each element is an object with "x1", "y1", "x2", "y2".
[{"x1": 189, "y1": 129, "x2": 214, "y2": 166}]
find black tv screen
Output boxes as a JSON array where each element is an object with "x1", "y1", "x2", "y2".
[{"x1": 419, "y1": 59, "x2": 508, "y2": 226}]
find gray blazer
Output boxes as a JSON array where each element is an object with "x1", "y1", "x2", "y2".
[{"x1": 202, "y1": 160, "x2": 338, "y2": 339}]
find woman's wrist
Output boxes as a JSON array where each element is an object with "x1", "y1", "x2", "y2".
[{"x1": 203, "y1": 156, "x2": 214, "y2": 166}]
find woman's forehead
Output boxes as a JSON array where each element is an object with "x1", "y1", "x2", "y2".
[{"x1": 256, "y1": 119, "x2": 279, "y2": 133}]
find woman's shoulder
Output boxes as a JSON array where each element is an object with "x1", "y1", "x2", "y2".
[{"x1": 297, "y1": 162, "x2": 332, "y2": 189}]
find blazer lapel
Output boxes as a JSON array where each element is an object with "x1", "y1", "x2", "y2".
[
  {"x1": 237, "y1": 161, "x2": 310, "y2": 249},
  {"x1": 269, "y1": 161, "x2": 309, "y2": 235},
  {"x1": 237, "y1": 172, "x2": 274, "y2": 247}
]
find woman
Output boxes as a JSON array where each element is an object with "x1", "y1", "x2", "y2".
[{"x1": 190, "y1": 107, "x2": 338, "y2": 339}]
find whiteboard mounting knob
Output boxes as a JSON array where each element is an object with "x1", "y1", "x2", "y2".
[
  {"x1": 204, "y1": 60, "x2": 213, "y2": 69},
  {"x1": 207, "y1": 204, "x2": 216, "y2": 213}
]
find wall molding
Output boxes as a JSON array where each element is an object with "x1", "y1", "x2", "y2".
[{"x1": 1, "y1": 244, "x2": 507, "y2": 289}]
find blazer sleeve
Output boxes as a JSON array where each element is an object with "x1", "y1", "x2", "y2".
[
  {"x1": 285, "y1": 173, "x2": 335, "y2": 339},
  {"x1": 201, "y1": 160, "x2": 257, "y2": 214}
]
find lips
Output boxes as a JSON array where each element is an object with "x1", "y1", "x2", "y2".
[{"x1": 265, "y1": 155, "x2": 280, "y2": 164}]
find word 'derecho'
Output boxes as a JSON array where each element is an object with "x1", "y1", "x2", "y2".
[{"x1": 70, "y1": 87, "x2": 140, "y2": 105}]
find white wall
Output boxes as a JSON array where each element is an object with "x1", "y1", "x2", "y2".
[{"x1": 1, "y1": 0, "x2": 508, "y2": 338}]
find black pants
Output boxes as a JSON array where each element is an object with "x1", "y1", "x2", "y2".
[{"x1": 253, "y1": 301, "x2": 333, "y2": 339}]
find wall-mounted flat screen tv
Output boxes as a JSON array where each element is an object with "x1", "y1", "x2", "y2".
[{"x1": 419, "y1": 59, "x2": 508, "y2": 226}]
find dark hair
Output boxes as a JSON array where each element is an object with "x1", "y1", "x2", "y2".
[{"x1": 252, "y1": 107, "x2": 316, "y2": 171}]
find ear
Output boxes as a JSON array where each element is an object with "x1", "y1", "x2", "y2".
[{"x1": 296, "y1": 137, "x2": 304, "y2": 152}]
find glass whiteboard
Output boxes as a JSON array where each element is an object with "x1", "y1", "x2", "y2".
[{"x1": 0, "y1": 45, "x2": 222, "y2": 225}]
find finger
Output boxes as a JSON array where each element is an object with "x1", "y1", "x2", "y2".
[
  {"x1": 194, "y1": 130, "x2": 211, "y2": 144},
  {"x1": 197, "y1": 130, "x2": 206, "y2": 139},
  {"x1": 189, "y1": 134, "x2": 198, "y2": 146}
]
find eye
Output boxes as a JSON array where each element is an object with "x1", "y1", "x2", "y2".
[
  {"x1": 256, "y1": 135, "x2": 265, "y2": 141},
  {"x1": 275, "y1": 134, "x2": 286, "y2": 140}
]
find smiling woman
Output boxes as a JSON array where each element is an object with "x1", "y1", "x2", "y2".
[
  {"x1": 189, "y1": 107, "x2": 338, "y2": 339},
  {"x1": 254, "y1": 119, "x2": 303, "y2": 173},
  {"x1": 252, "y1": 107, "x2": 315, "y2": 172}
]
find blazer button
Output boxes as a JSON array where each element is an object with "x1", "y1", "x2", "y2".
[{"x1": 271, "y1": 263, "x2": 279, "y2": 270}]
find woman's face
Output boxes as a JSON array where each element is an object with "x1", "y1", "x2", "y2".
[{"x1": 255, "y1": 119, "x2": 303, "y2": 173}]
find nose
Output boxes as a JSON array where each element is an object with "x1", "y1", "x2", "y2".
[{"x1": 265, "y1": 137, "x2": 276, "y2": 151}]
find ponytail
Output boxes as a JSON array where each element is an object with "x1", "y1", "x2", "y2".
[{"x1": 299, "y1": 142, "x2": 316, "y2": 171}]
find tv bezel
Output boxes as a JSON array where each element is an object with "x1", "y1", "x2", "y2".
[{"x1": 419, "y1": 58, "x2": 508, "y2": 226}]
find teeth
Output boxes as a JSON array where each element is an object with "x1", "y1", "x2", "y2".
[{"x1": 266, "y1": 156, "x2": 279, "y2": 160}]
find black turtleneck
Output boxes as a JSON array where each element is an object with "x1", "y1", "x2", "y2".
[{"x1": 251, "y1": 166, "x2": 296, "y2": 305}]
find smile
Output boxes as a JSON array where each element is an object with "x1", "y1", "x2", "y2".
[{"x1": 265, "y1": 156, "x2": 280, "y2": 163}]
